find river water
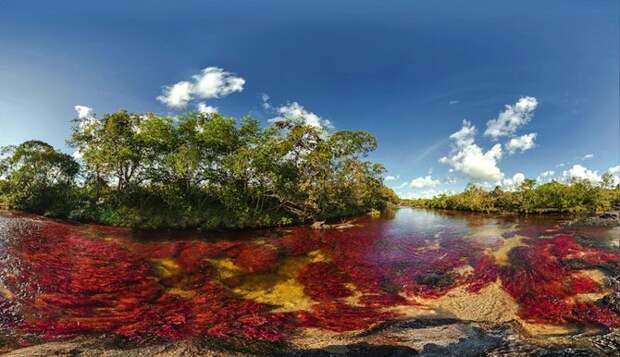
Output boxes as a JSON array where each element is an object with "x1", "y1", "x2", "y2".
[{"x1": 0, "y1": 208, "x2": 618, "y2": 354}]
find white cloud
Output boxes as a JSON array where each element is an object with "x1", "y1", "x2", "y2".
[
  {"x1": 157, "y1": 67, "x2": 245, "y2": 109},
  {"x1": 606, "y1": 165, "x2": 620, "y2": 185},
  {"x1": 192, "y1": 67, "x2": 245, "y2": 99},
  {"x1": 262, "y1": 93, "x2": 271, "y2": 109},
  {"x1": 581, "y1": 154, "x2": 594, "y2": 160},
  {"x1": 74, "y1": 105, "x2": 94, "y2": 119},
  {"x1": 74, "y1": 105, "x2": 98, "y2": 130},
  {"x1": 409, "y1": 175, "x2": 440, "y2": 189},
  {"x1": 72, "y1": 150, "x2": 83, "y2": 160},
  {"x1": 384, "y1": 175, "x2": 398, "y2": 181},
  {"x1": 197, "y1": 102, "x2": 218, "y2": 115},
  {"x1": 270, "y1": 102, "x2": 332, "y2": 130},
  {"x1": 563, "y1": 164, "x2": 601, "y2": 183},
  {"x1": 502, "y1": 172, "x2": 525, "y2": 190},
  {"x1": 157, "y1": 81, "x2": 194, "y2": 109},
  {"x1": 484, "y1": 97, "x2": 538, "y2": 139},
  {"x1": 401, "y1": 189, "x2": 454, "y2": 199},
  {"x1": 540, "y1": 170, "x2": 555, "y2": 177},
  {"x1": 537, "y1": 170, "x2": 556, "y2": 183},
  {"x1": 449, "y1": 100, "x2": 460, "y2": 105},
  {"x1": 440, "y1": 120, "x2": 504, "y2": 183},
  {"x1": 506, "y1": 133, "x2": 537, "y2": 154}
]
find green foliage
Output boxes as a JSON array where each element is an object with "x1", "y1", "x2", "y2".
[
  {"x1": 1, "y1": 111, "x2": 392, "y2": 229},
  {"x1": 405, "y1": 178, "x2": 617, "y2": 215},
  {"x1": 0, "y1": 140, "x2": 79, "y2": 216}
]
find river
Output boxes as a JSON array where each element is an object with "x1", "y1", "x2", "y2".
[{"x1": 0, "y1": 208, "x2": 618, "y2": 355}]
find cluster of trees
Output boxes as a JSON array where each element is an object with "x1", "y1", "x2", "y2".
[
  {"x1": 0, "y1": 111, "x2": 398, "y2": 229},
  {"x1": 404, "y1": 177, "x2": 620, "y2": 214}
]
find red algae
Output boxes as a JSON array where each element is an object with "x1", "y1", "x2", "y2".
[
  {"x1": 234, "y1": 243, "x2": 280, "y2": 273},
  {"x1": 499, "y1": 235, "x2": 620, "y2": 327},
  {"x1": 0, "y1": 211, "x2": 619, "y2": 351},
  {"x1": 2, "y1": 219, "x2": 293, "y2": 344},
  {"x1": 297, "y1": 262, "x2": 352, "y2": 301},
  {"x1": 465, "y1": 255, "x2": 499, "y2": 293},
  {"x1": 295, "y1": 302, "x2": 395, "y2": 332}
]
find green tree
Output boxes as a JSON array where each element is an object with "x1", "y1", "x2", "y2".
[{"x1": 0, "y1": 140, "x2": 79, "y2": 216}]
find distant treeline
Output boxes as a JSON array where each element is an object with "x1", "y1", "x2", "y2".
[
  {"x1": 403, "y1": 178, "x2": 620, "y2": 214},
  {"x1": 0, "y1": 111, "x2": 398, "y2": 229}
]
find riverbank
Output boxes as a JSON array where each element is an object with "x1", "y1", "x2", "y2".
[
  {"x1": 4, "y1": 321, "x2": 619, "y2": 356},
  {"x1": 403, "y1": 205, "x2": 620, "y2": 228},
  {"x1": 402, "y1": 180, "x2": 620, "y2": 221}
]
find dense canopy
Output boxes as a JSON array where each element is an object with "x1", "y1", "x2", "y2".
[{"x1": 0, "y1": 111, "x2": 396, "y2": 229}]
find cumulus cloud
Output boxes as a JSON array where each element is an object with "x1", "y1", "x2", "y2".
[
  {"x1": 261, "y1": 93, "x2": 271, "y2": 109},
  {"x1": 409, "y1": 175, "x2": 440, "y2": 189},
  {"x1": 400, "y1": 189, "x2": 454, "y2": 199},
  {"x1": 197, "y1": 102, "x2": 218, "y2": 115},
  {"x1": 484, "y1": 97, "x2": 538, "y2": 139},
  {"x1": 192, "y1": 67, "x2": 245, "y2": 98},
  {"x1": 270, "y1": 102, "x2": 332, "y2": 130},
  {"x1": 74, "y1": 105, "x2": 94, "y2": 119},
  {"x1": 537, "y1": 170, "x2": 555, "y2": 183},
  {"x1": 502, "y1": 172, "x2": 525, "y2": 190},
  {"x1": 72, "y1": 150, "x2": 83, "y2": 160},
  {"x1": 506, "y1": 133, "x2": 537, "y2": 154},
  {"x1": 608, "y1": 165, "x2": 620, "y2": 185},
  {"x1": 74, "y1": 105, "x2": 98, "y2": 130},
  {"x1": 563, "y1": 164, "x2": 601, "y2": 183},
  {"x1": 157, "y1": 81, "x2": 193, "y2": 109},
  {"x1": 440, "y1": 120, "x2": 504, "y2": 183},
  {"x1": 157, "y1": 67, "x2": 245, "y2": 109}
]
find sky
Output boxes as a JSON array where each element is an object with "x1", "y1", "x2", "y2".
[{"x1": 0, "y1": 0, "x2": 618, "y2": 197}]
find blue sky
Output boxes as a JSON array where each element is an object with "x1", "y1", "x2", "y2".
[{"x1": 0, "y1": 0, "x2": 618, "y2": 197}]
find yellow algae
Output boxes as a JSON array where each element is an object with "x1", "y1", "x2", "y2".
[
  {"x1": 207, "y1": 257, "x2": 243, "y2": 280},
  {"x1": 342, "y1": 283, "x2": 364, "y2": 306},
  {"x1": 307, "y1": 249, "x2": 329, "y2": 262},
  {"x1": 233, "y1": 274, "x2": 315, "y2": 312},
  {"x1": 487, "y1": 235, "x2": 527, "y2": 266},
  {"x1": 453, "y1": 264, "x2": 474, "y2": 276},
  {"x1": 151, "y1": 258, "x2": 181, "y2": 278},
  {"x1": 231, "y1": 250, "x2": 328, "y2": 312},
  {"x1": 0, "y1": 285, "x2": 13, "y2": 300},
  {"x1": 167, "y1": 288, "x2": 196, "y2": 299},
  {"x1": 572, "y1": 269, "x2": 610, "y2": 302},
  {"x1": 466, "y1": 224, "x2": 516, "y2": 244}
]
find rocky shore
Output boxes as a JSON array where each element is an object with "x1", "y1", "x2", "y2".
[{"x1": 3, "y1": 319, "x2": 619, "y2": 356}]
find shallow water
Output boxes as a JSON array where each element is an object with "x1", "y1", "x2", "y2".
[{"x1": 0, "y1": 208, "x2": 619, "y2": 353}]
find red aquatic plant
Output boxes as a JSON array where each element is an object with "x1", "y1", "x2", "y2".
[
  {"x1": 234, "y1": 243, "x2": 280, "y2": 273},
  {"x1": 297, "y1": 262, "x2": 352, "y2": 301},
  {"x1": 295, "y1": 302, "x2": 395, "y2": 332},
  {"x1": 499, "y1": 235, "x2": 619, "y2": 326},
  {"x1": 465, "y1": 254, "x2": 499, "y2": 293},
  {"x1": 2, "y1": 214, "x2": 619, "y2": 350},
  {"x1": 4, "y1": 219, "x2": 293, "y2": 344}
]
